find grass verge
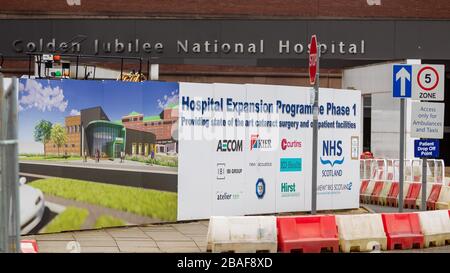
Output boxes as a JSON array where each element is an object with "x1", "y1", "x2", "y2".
[
  {"x1": 20, "y1": 154, "x2": 82, "y2": 161},
  {"x1": 128, "y1": 154, "x2": 178, "y2": 167},
  {"x1": 30, "y1": 178, "x2": 177, "y2": 221},
  {"x1": 94, "y1": 215, "x2": 126, "y2": 229},
  {"x1": 44, "y1": 207, "x2": 89, "y2": 233}
]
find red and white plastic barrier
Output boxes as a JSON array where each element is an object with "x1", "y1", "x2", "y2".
[{"x1": 207, "y1": 209, "x2": 450, "y2": 253}]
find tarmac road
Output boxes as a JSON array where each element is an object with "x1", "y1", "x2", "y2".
[{"x1": 20, "y1": 159, "x2": 177, "y2": 192}]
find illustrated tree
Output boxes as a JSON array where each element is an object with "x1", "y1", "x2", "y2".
[
  {"x1": 33, "y1": 120, "x2": 53, "y2": 156},
  {"x1": 50, "y1": 123, "x2": 68, "y2": 156}
]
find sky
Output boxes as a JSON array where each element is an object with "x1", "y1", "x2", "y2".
[{"x1": 18, "y1": 79, "x2": 179, "y2": 154}]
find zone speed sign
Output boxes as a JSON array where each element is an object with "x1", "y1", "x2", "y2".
[{"x1": 412, "y1": 64, "x2": 445, "y2": 101}]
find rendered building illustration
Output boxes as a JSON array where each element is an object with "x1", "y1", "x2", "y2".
[{"x1": 45, "y1": 104, "x2": 178, "y2": 157}]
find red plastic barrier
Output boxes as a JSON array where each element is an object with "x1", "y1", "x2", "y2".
[
  {"x1": 377, "y1": 170, "x2": 384, "y2": 180},
  {"x1": 20, "y1": 240, "x2": 38, "y2": 253},
  {"x1": 381, "y1": 213, "x2": 424, "y2": 250},
  {"x1": 386, "y1": 182, "x2": 399, "y2": 207},
  {"x1": 426, "y1": 184, "x2": 442, "y2": 210},
  {"x1": 371, "y1": 169, "x2": 377, "y2": 180},
  {"x1": 277, "y1": 215, "x2": 339, "y2": 253},
  {"x1": 370, "y1": 181, "x2": 384, "y2": 204},
  {"x1": 387, "y1": 173, "x2": 394, "y2": 181},
  {"x1": 404, "y1": 183, "x2": 421, "y2": 209},
  {"x1": 360, "y1": 180, "x2": 369, "y2": 194},
  {"x1": 359, "y1": 180, "x2": 369, "y2": 203}
]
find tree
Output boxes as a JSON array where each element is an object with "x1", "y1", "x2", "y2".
[
  {"x1": 50, "y1": 123, "x2": 67, "y2": 156},
  {"x1": 34, "y1": 120, "x2": 53, "y2": 156}
]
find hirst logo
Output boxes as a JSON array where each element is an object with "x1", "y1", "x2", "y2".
[{"x1": 320, "y1": 140, "x2": 345, "y2": 166}]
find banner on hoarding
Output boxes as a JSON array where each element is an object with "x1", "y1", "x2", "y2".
[
  {"x1": 177, "y1": 83, "x2": 361, "y2": 220},
  {"x1": 17, "y1": 78, "x2": 360, "y2": 233},
  {"x1": 18, "y1": 79, "x2": 179, "y2": 234}
]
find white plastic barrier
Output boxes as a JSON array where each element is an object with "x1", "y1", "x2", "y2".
[
  {"x1": 415, "y1": 183, "x2": 434, "y2": 209},
  {"x1": 436, "y1": 186, "x2": 450, "y2": 210},
  {"x1": 336, "y1": 214, "x2": 387, "y2": 252},
  {"x1": 206, "y1": 216, "x2": 277, "y2": 253},
  {"x1": 361, "y1": 180, "x2": 376, "y2": 203},
  {"x1": 379, "y1": 181, "x2": 392, "y2": 206},
  {"x1": 416, "y1": 210, "x2": 450, "y2": 247}
]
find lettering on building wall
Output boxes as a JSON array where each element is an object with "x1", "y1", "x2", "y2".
[
  {"x1": 66, "y1": 0, "x2": 81, "y2": 6},
  {"x1": 12, "y1": 38, "x2": 366, "y2": 56}
]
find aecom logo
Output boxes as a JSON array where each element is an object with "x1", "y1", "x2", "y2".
[{"x1": 216, "y1": 140, "x2": 243, "y2": 152}]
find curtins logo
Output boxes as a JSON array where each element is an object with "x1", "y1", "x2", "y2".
[
  {"x1": 255, "y1": 178, "x2": 266, "y2": 199},
  {"x1": 281, "y1": 138, "x2": 302, "y2": 150},
  {"x1": 216, "y1": 139, "x2": 243, "y2": 152},
  {"x1": 250, "y1": 134, "x2": 272, "y2": 150}
]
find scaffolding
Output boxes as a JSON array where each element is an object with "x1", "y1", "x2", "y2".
[{"x1": 0, "y1": 74, "x2": 20, "y2": 253}]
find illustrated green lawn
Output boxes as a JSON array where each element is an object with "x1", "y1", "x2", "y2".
[
  {"x1": 30, "y1": 178, "x2": 177, "y2": 221},
  {"x1": 94, "y1": 215, "x2": 126, "y2": 229},
  {"x1": 20, "y1": 154, "x2": 82, "y2": 161},
  {"x1": 44, "y1": 207, "x2": 89, "y2": 233}
]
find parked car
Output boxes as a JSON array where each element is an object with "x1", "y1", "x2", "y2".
[{"x1": 19, "y1": 177, "x2": 45, "y2": 234}]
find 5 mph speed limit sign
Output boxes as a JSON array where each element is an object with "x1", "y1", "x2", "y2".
[{"x1": 412, "y1": 64, "x2": 445, "y2": 101}]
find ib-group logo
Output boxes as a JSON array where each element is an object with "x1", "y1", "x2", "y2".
[
  {"x1": 216, "y1": 163, "x2": 243, "y2": 180},
  {"x1": 320, "y1": 140, "x2": 344, "y2": 177},
  {"x1": 255, "y1": 178, "x2": 266, "y2": 199}
]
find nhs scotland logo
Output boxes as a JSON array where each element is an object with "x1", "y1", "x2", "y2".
[{"x1": 320, "y1": 140, "x2": 345, "y2": 167}]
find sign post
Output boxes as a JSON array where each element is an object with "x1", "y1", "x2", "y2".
[
  {"x1": 310, "y1": 35, "x2": 319, "y2": 215},
  {"x1": 411, "y1": 101, "x2": 444, "y2": 210},
  {"x1": 393, "y1": 64, "x2": 412, "y2": 212},
  {"x1": 399, "y1": 98, "x2": 405, "y2": 212},
  {"x1": 411, "y1": 63, "x2": 445, "y2": 211},
  {"x1": 393, "y1": 63, "x2": 445, "y2": 212},
  {"x1": 414, "y1": 139, "x2": 440, "y2": 210}
]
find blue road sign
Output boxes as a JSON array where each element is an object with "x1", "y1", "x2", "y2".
[
  {"x1": 414, "y1": 139, "x2": 440, "y2": 158},
  {"x1": 393, "y1": 64, "x2": 412, "y2": 98}
]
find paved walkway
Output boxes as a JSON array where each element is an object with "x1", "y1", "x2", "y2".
[
  {"x1": 22, "y1": 219, "x2": 450, "y2": 253},
  {"x1": 363, "y1": 204, "x2": 419, "y2": 213},
  {"x1": 22, "y1": 221, "x2": 209, "y2": 253}
]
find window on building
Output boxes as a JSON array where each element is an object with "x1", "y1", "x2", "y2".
[
  {"x1": 72, "y1": 144, "x2": 75, "y2": 148},
  {"x1": 132, "y1": 143, "x2": 136, "y2": 155}
]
